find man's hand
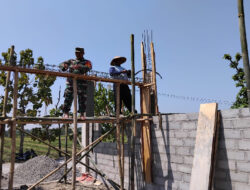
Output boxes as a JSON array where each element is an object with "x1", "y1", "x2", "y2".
[{"x1": 64, "y1": 63, "x2": 69, "y2": 69}]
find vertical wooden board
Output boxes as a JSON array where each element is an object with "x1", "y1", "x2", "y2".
[
  {"x1": 190, "y1": 103, "x2": 218, "y2": 190},
  {"x1": 141, "y1": 87, "x2": 152, "y2": 183}
]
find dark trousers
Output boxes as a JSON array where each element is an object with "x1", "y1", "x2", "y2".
[{"x1": 114, "y1": 83, "x2": 132, "y2": 113}]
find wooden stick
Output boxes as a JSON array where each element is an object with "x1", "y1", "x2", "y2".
[
  {"x1": 64, "y1": 124, "x2": 68, "y2": 183},
  {"x1": 8, "y1": 70, "x2": 18, "y2": 190},
  {"x1": 72, "y1": 78, "x2": 77, "y2": 190},
  {"x1": 115, "y1": 84, "x2": 123, "y2": 190},
  {"x1": 121, "y1": 122, "x2": 125, "y2": 189},
  {"x1": 130, "y1": 34, "x2": 136, "y2": 190},
  {"x1": 27, "y1": 126, "x2": 115, "y2": 190},
  {"x1": 0, "y1": 125, "x2": 5, "y2": 189},
  {"x1": 0, "y1": 46, "x2": 14, "y2": 189},
  {"x1": 0, "y1": 65, "x2": 143, "y2": 86}
]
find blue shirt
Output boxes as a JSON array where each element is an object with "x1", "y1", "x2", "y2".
[{"x1": 109, "y1": 66, "x2": 128, "y2": 80}]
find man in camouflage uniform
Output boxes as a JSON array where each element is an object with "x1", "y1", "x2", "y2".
[{"x1": 59, "y1": 47, "x2": 92, "y2": 119}]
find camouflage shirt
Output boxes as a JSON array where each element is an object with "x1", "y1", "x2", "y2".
[{"x1": 59, "y1": 58, "x2": 92, "y2": 85}]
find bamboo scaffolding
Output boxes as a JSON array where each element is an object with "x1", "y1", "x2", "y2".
[
  {"x1": 0, "y1": 37, "x2": 159, "y2": 189},
  {"x1": 27, "y1": 126, "x2": 116, "y2": 190}
]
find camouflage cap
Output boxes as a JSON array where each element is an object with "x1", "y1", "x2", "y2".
[{"x1": 75, "y1": 47, "x2": 84, "y2": 53}]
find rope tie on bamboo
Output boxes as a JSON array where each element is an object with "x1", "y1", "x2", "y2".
[{"x1": 238, "y1": 13, "x2": 244, "y2": 18}]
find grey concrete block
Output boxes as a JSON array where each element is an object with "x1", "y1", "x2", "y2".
[
  {"x1": 177, "y1": 164, "x2": 192, "y2": 173},
  {"x1": 239, "y1": 140, "x2": 250, "y2": 150},
  {"x1": 243, "y1": 129, "x2": 250, "y2": 139},
  {"x1": 169, "y1": 138, "x2": 183, "y2": 146},
  {"x1": 220, "y1": 109, "x2": 240, "y2": 119},
  {"x1": 176, "y1": 147, "x2": 191, "y2": 156},
  {"x1": 219, "y1": 139, "x2": 238, "y2": 150},
  {"x1": 229, "y1": 171, "x2": 248, "y2": 183},
  {"x1": 183, "y1": 174, "x2": 191, "y2": 183},
  {"x1": 237, "y1": 162, "x2": 250, "y2": 172},
  {"x1": 222, "y1": 129, "x2": 241, "y2": 139},
  {"x1": 183, "y1": 138, "x2": 195, "y2": 147},
  {"x1": 178, "y1": 182, "x2": 190, "y2": 190},
  {"x1": 226, "y1": 150, "x2": 245, "y2": 161},
  {"x1": 188, "y1": 130, "x2": 197, "y2": 138},
  {"x1": 174, "y1": 130, "x2": 189, "y2": 138},
  {"x1": 170, "y1": 155, "x2": 184, "y2": 164},
  {"x1": 184, "y1": 156, "x2": 193, "y2": 165},
  {"x1": 182, "y1": 121, "x2": 197, "y2": 130},
  {"x1": 233, "y1": 118, "x2": 250, "y2": 129},
  {"x1": 233, "y1": 182, "x2": 250, "y2": 190},
  {"x1": 239, "y1": 108, "x2": 250, "y2": 118}
]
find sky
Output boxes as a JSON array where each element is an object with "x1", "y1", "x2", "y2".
[{"x1": 0, "y1": 0, "x2": 250, "y2": 114}]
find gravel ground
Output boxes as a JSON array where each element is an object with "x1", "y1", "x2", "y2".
[{"x1": 0, "y1": 155, "x2": 83, "y2": 189}]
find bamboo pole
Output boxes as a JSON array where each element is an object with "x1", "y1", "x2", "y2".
[
  {"x1": 85, "y1": 123, "x2": 90, "y2": 172},
  {"x1": 27, "y1": 126, "x2": 115, "y2": 190},
  {"x1": 121, "y1": 122, "x2": 125, "y2": 189},
  {"x1": 150, "y1": 42, "x2": 159, "y2": 114},
  {"x1": 72, "y1": 78, "x2": 77, "y2": 189},
  {"x1": 8, "y1": 70, "x2": 18, "y2": 190},
  {"x1": 238, "y1": 0, "x2": 250, "y2": 110},
  {"x1": 0, "y1": 46, "x2": 14, "y2": 189},
  {"x1": 0, "y1": 65, "x2": 143, "y2": 86},
  {"x1": 130, "y1": 34, "x2": 136, "y2": 190},
  {"x1": 64, "y1": 124, "x2": 68, "y2": 183},
  {"x1": 115, "y1": 84, "x2": 123, "y2": 190}
]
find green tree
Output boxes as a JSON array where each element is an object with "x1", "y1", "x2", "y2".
[
  {"x1": 224, "y1": 53, "x2": 248, "y2": 108},
  {"x1": 94, "y1": 83, "x2": 116, "y2": 142},
  {"x1": 0, "y1": 48, "x2": 56, "y2": 154}
]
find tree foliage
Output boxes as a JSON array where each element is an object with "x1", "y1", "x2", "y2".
[
  {"x1": 0, "y1": 47, "x2": 56, "y2": 154},
  {"x1": 224, "y1": 53, "x2": 248, "y2": 108}
]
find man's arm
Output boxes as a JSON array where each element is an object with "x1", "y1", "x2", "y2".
[
  {"x1": 109, "y1": 67, "x2": 121, "y2": 76},
  {"x1": 59, "y1": 59, "x2": 72, "y2": 71}
]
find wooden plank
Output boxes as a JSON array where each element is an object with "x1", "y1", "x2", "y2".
[
  {"x1": 190, "y1": 103, "x2": 218, "y2": 190},
  {"x1": 141, "y1": 87, "x2": 152, "y2": 183}
]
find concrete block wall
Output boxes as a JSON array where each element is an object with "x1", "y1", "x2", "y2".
[{"x1": 88, "y1": 108, "x2": 250, "y2": 190}]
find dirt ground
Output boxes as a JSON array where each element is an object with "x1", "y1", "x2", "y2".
[
  {"x1": 1, "y1": 180, "x2": 114, "y2": 190},
  {"x1": 35, "y1": 181, "x2": 113, "y2": 190}
]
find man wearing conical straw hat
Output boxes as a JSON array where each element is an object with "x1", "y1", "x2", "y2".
[{"x1": 109, "y1": 56, "x2": 132, "y2": 113}]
